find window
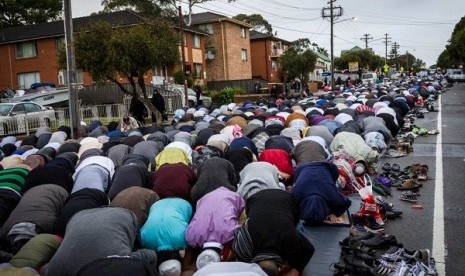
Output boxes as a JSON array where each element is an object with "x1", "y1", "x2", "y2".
[
  {"x1": 198, "y1": 24, "x2": 213, "y2": 34},
  {"x1": 58, "y1": 69, "x2": 84, "y2": 85},
  {"x1": 182, "y1": 33, "x2": 187, "y2": 46},
  {"x1": 193, "y1": 63, "x2": 203, "y2": 78},
  {"x1": 55, "y1": 37, "x2": 65, "y2": 53},
  {"x1": 241, "y1": 27, "x2": 246, "y2": 38},
  {"x1": 16, "y1": 41, "x2": 37, "y2": 59},
  {"x1": 241, "y1": 49, "x2": 248, "y2": 61},
  {"x1": 271, "y1": 60, "x2": 278, "y2": 72},
  {"x1": 12, "y1": 104, "x2": 26, "y2": 113},
  {"x1": 18, "y1": 72, "x2": 40, "y2": 89},
  {"x1": 192, "y1": 34, "x2": 200, "y2": 48},
  {"x1": 24, "y1": 103, "x2": 41, "y2": 113}
]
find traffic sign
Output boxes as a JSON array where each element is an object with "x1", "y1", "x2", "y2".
[
  {"x1": 322, "y1": 72, "x2": 331, "y2": 77},
  {"x1": 400, "y1": 67, "x2": 404, "y2": 73},
  {"x1": 383, "y1": 64, "x2": 389, "y2": 73}
]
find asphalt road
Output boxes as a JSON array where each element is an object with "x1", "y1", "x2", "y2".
[{"x1": 383, "y1": 82, "x2": 465, "y2": 275}]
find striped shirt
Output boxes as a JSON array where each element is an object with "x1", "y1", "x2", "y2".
[{"x1": 0, "y1": 167, "x2": 30, "y2": 194}]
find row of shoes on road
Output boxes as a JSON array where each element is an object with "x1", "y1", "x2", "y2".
[
  {"x1": 351, "y1": 196, "x2": 402, "y2": 234},
  {"x1": 334, "y1": 229, "x2": 438, "y2": 275}
]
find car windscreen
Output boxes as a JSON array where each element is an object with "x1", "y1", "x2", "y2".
[
  {"x1": 0, "y1": 105, "x2": 13, "y2": 116},
  {"x1": 362, "y1": 74, "x2": 373, "y2": 79}
]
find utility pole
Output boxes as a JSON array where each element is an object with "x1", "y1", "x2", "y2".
[
  {"x1": 392, "y1": 42, "x2": 400, "y2": 70},
  {"x1": 360, "y1": 33, "x2": 373, "y2": 50},
  {"x1": 178, "y1": 6, "x2": 188, "y2": 106},
  {"x1": 381, "y1": 33, "x2": 391, "y2": 65},
  {"x1": 322, "y1": 0, "x2": 342, "y2": 91},
  {"x1": 406, "y1": 50, "x2": 409, "y2": 73},
  {"x1": 63, "y1": 0, "x2": 80, "y2": 138}
]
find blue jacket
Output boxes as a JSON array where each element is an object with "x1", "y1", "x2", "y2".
[
  {"x1": 141, "y1": 198, "x2": 192, "y2": 251},
  {"x1": 291, "y1": 162, "x2": 351, "y2": 225}
]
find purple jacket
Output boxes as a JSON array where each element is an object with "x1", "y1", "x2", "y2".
[{"x1": 186, "y1": 187, "x2": 244, "y2": 247}]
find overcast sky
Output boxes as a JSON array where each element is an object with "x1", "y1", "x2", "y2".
[{"x1": 72, "y1": 0, "x2": 464, "y2": 67}]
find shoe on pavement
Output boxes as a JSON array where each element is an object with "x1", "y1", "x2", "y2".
[
  {"x1": 361, "y1": 234, "x2": 398, "y2": 249},
  {"x1": 400, "y1": 194, "x2": 419, "y2": 203},
  {"x1": 397, "y1": 179, "x2": 422, "y2": 190}
]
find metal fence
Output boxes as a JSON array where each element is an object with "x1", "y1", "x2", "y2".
[
  {"x1": 0, "y1": 104, "x2": 129, "y2": 136},
  {"x1": 78, "y1": 83, "x2": 183, "y2": 115},
  {"x1": 207, "y1": 79, "x2": 267, "y2": 93}
]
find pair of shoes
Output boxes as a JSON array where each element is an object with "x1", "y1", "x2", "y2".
[
  {"x1": 418, "y1": 128, "x2": 428, "y2": 136},
  {"x1": 427, "y1": 128, "x2": 439, "y2": 135},
  {"x1": 361, "y1": 233, "x2": 398, "y2": 249},
  {"x1": 400, "y1": 194, "x2": 419, "y2": 203},
  {"x1": 381, "y1": 246, "x2": 419, "y2": 262},
  {"x1": 402, "y1": 190, "x2": 421, "y2": 197},
  {"x1": 352, "y1": 214, "x2": 385, "y2": 233},
  {"x1": 412, "y1": 164, "x2": 429, "y2": 181},
  {"x1": 397, "y1": 179, "x2": 422, "y2": 190},
  {"x1": 372, "y1": 259, "x2": 398, "y2": 275}
]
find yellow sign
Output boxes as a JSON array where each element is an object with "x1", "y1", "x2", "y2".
[
  {"x1": 383, "y1": 64, "x2": 389, "y2": 73},
  {"x1": 348, "y1": 61, "x2": 359, "y2": 72},
  {"x1": 400, "y1": 67, "x2": 404, "y2": 73}
]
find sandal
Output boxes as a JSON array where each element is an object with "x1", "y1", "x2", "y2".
[
  {"x1": 397, "y1": 179, "x2": 422, "y2": 190},
  {"x1": 382, "y1": 163, "x2": 391, "y2": 172},
  {"x1": 391, "y1": 164, "x2": 401, "y2": 172}
]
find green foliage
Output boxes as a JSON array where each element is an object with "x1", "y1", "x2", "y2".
[
  {"x1": 233, "y1": 13, "x2": 273, "y2": 35},
  {"x1": 280, "y1": 39, "x2": 317, "y2": 84},
  {"x1": 173, "y1": 70, "x2": 184, "y2": 85},
  {"x1": 101, "y1": 0, "x2": 176, "y2": 17},
  {"x1": 437, "y1": 16, "x2": 465, "y2": 68},
  {"x1": 209, "y1": 86, "x2": 245, "y2": 105},
  {"x1": 0, "y1": 0, "x2": 63, "y2": 28},
  {"x1": 334, "y1": 50, "x2": 384, "y2": 72}
]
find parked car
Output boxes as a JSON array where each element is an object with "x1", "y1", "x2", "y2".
[
  {"x1": 168, "y1": 85, "x2": 211, "y2": 107},
  {"x1": 362, "y1": 72, "x2": 378, "y2": 84},
  {"x1": 446, "y1": 69, "x2": 465, "y2": 83},
  {"x1": 0, "y1": 102, "x2": 56, "y2": 135}
]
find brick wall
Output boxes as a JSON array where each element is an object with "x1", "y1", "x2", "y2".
[
  {"x1": 224, "y1": 21, "x2": 251, "y2": 80},
  {"x1": 251, "y1": 40, "x2": 268, "y2": 80}
]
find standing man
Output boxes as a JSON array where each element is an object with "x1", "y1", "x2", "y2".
[
  {"x1": 254, "y1": 81, "x2": 262, "y2": 94},
  {"x1": 194, "y1": 82, "x2": 203, "y2": 107},
  {"x1": 151, "y1": 89, "x2": 168, "y2": 124}
]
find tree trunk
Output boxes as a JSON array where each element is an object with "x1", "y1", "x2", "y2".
[{"x1": 137, "y1": 74, "x2": 159, "y2": 116}]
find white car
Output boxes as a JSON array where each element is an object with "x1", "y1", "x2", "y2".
[
  {"x1": 0, "y1": 102, "x2": 56, "y2": 135},
  {"x1": 169, "y1": 86, "x2": 211, "y2": 107}
]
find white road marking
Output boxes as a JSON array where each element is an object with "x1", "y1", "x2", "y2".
[{"x1": 433, "y1": 94, "x2": 447, "y2": 275}]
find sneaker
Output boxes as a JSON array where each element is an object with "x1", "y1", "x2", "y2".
[
  {"x1": 418, "y1": 249, "x2": 430, "y2": 267},
  {"x1": 373, "y1": 259, "x2": 397, "y2": 275},
  {"x1": 196, "y1": 249, "x2": 221, "y2": 270},
  {"x1": 361, "y1": 234, "x2": 397, "y2": 249},
  {"x1": 402, "y1": 190, "x2": 421, "y2": 197},
  {"x1": 400, "y1": 194, "x2": 419, "y2": 203},
  {"x1": 394, "y1": 260, "x2": 410, "y2": 276},
  {"x1": 381, "y1": 247, "x2": 419, "y2": 262}
]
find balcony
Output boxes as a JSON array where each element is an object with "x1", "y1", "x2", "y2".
[{"x1": 271, "y1": 48, "x2": 284, "y2": 58}]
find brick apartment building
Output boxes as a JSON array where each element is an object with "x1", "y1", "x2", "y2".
[
  {"x1": 249, "y1": 30, "x2": 290, "y2": 83},
  {"x1": 190, "y1": 12, "x2": 252, "y2": 82},
  {"x1": 0, "y1": 11, "x2": 208, "y2": 91}
]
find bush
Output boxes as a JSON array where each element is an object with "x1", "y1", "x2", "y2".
[
  {"x1": 173, "y1": 70, "x2": 184, "y2": 85},
  {"x1": 208, "y1": 86, "x2": 246, "y2": 105}
]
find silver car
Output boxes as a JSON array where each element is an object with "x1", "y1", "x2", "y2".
[{"x1": 0, "y1": 102, "x2": 56, "y2": 135}]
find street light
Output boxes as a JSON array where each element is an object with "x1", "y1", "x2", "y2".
[{"x1": 330, "y1": 16, "x2": 357, "y2": 91}]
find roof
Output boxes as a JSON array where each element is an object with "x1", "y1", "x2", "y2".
[
  {"x1": 0, "y1": 10, "x2": 208, "y2": 45},
  {"x1": 340, "y1": 46, "x2": 364, "y2": 56},
  {"x1": 190, "y1": 12, "x2": 252, "y2": 28},
  {"x1": 249, "y1": 30, "x2": 290, "y2": 44},
  {"x1": 314, "y1": 51, "x2": 330, "y2": 62}
]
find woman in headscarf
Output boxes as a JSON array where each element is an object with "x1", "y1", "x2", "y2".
[
  {"x1": 154, "y1": 147, "x2": 190, "y2": 171},
  {"x1": 152, "y1": 163, "x2": 197, "y2": 202},
  {"x1": 191, "y1": 158, "x2": 237, "y2": 203},
  {"x1": 292, "y1": 140, "x2": 328, "y2": 166},
  {"x1": 21, "y1": 166, "x2": 74, "y2": 194},
  {"x1": 132, "y1": 140, "x2": 162, "y2": 171},
  {"x1": 291, "y1": 160, "x2": 351, "y2": 225},
  {"x1": 110, "y1": 186, "x2": 159, "y2": 226},
  {"x1": 259, "y1": 149, "x2": 294, "y2": 186},
  {"x1": 194, "y1": 128, "x2": 220, "y2": 148},
  {"x1": 52, "y1": 188, "x2": 109, "y2": 237},
  {"x1": 226, "y1": 148, "x2": 254, "y2": 184},
  {"x1": 186, "y1": 187, "x2": 245, "y2": 270},
  {"x1": 0, "y1": 168, "x2": 29, "y2": 227},
  {"x1": 46, "y1": 208, "x2": 157, "y2": 276},
  {"x1": 107, "y1": 154, "x2": 152, "y2": 200},
  {"x1": 107, "y1": 144, "x2": 132, "y2": 169},
  {"x1": 72, "y1": 155, "x2": 115, "y2": 194},
  {"x1": 229, "y1": 137, "x2": 258, "y2": 157},
  {"x1": 164, "y1": 141, "x2": 193, "y2": 164},
  {"x1": 236, "y1": 162, "x2": 282, "y2": 201},
  {"x1": 141, "y1": 198, "x2": 192, "y2": 276},
  {"x1": 305, "y1": 125, "x2": 334, "y2": 147},
  {"x1": 1, "y1": 184, "x2": 68, "y2": 253}
]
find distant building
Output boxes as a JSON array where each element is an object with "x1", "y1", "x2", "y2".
[
  {"x1": 248, "y1": 31, "x2": 290, "y2": 83},
  {"x1": 340, "y1": 45, "x2": 374, "y2": 56},
  {"x1": 0, "y1": 11, "x2": 208, "y2": 91},
  {"x1": 312, "y1": 51, "x2": 331, "y2": 77},
  {"x1": 190, "y1": 12, "x2": 252, "y2": 81}
]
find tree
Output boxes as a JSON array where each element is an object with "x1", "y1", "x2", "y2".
[
  {"x1": 102, "y1": 0, "x2": 215, "y2": 26},
  {"x1": 0, "y1": 0, "x2": 63, "y2": 28},
  {"x1": 60, "y1": 19, "x2": 180, "y2": 115},
  {"x1": 334, "y1": 50, "x2": 383, "y2": 75},
  {"x1": 232, "y1": 14, "x2": 272, "y2": 35},
  {"x1": 279, "y1": 38, "x2": 317, "y2": 85},
  {"x1": 436, "y1": 16, "x2": 465, "y2": 68}
]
